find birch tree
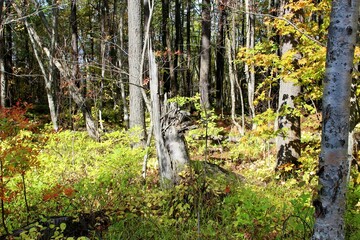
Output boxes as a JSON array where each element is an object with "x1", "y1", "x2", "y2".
[
  {"x1": 0, "y1": 0, "x2": 6, "y2": 108},
  {"x1": 244, "y1": 0, "x2": 256, "y2": 123},
  {"x1": 312, "y1": 0, "x2": 359, "y2": 239}
]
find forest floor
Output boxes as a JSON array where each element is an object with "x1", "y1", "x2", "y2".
[{"x1": 0, "y1": 112, "x2": 359, "y2": 240}]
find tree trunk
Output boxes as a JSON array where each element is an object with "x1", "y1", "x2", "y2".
[
  {"x1": 13, "y1": 2, "x2": 99, "y2": 140},
  {"x1": 161, "y1": 0, "x2": 170, "y2": 94},
  {"x1": 70, "y1": 0, "x2": 99, "y2": 140},
  {"x1": 275, "y1": 0, "x2": 301, "y2": 171},
  {"x1": 215, "y1": 1, "x2": 226, "y2": 110},
  {"x1": 199, "y1": 0, "x2": 211, "y2": 109},
  {"x1": 185, "y1": 0, "x2": 192, "y2": 97},
  {"x1": 173, "y1": 0, "x2": 181, "y2": 96},
  {"x1": 117, "y1": 8, "x2": 129, "y2": 129},
  {"x1": 245, "y1": 0, "x2": 256, "y2": 124},
  {"x1": 227, "y1": 3, "x2": 244, "y2": 136},
  {"x1": 4, "y1": 0, "x2": 11, "y2": 107},
  {"x1": 0, "y1": 0, "x2": 6, "y2": 108},
  {"x1": 149, "y1": 46, "x2": 190, "y2": 187},
  {"x1": 99, "y1": 0, "x2": 108, "y2": 131},
  {"x1": 312, "y1": 0, "x2": 359, "y2": 239},
  {"x1": 128, "y1": 0, "x2": 146, "y2": 141},
  {"x1": 47, "y1": 0, "x2": 59, "y2": 131}
]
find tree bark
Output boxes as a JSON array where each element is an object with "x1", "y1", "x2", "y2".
[
  {"x1": 227, "y1": 2, "x2": 244, "y2": 136},
  {"x1": 149, "y1": 45, "x2": 190, "y2": 187},
  {"x1": 275, "y1": 0, "x2": 301, "y2": 171},
  {"x1": 0, "y1": 0, "x2": 6, "y2": 108},
  {"x1": 70, "y1": 0, "x2": 99, "y2": 140},
  {"x1": 185, "y1": 0, "x2": 192, "y2": 97},
  {"x1": 13, "y1": 3, "x2": 99, "y2": 140},
  {"x1": 199, "y1": 0, "x2": 211, "y2": 109},
  {"x1": 245, "y1": 0, "x2": 256, "y2": 123},
  {"x1": 47, "y1": 0, "x2": 59, "y2": 131},
  {"x1": 215, "y1": 1, "x2": 226, "y2": 110},
  {"x1": 173, "y1": 0, "x2": 181, "y2": 96},
  {"x1": 312, "y1": 0, "x2": 359, "y2": 239},
  {"x1": 117, "y1": 8, "x2": 129, "y2": 129},
  {"x1": 128, "y1": 0, "x2": 146, "y2": 141}
]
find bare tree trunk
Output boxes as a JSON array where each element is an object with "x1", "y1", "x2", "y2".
[
  {"x1": 70, "y1": 0, "x2": 99, "y2": 140},
  {"x1": 13, "y1": 3, "x2": 99, "y2": 140},
  {"x1": 117, "y1": 9, "x2": 129, "y2": 129},
  {"x1": 312, "y1": 0, "x2": 359, "y2": 239},
  {"x1": 226, "y1": 5, "x2": 243, "y2": 136},
  {"x1": 3, "y1": 0, "x2": 11, "y2": 107},
  {"x1": 0, "y1": 0, "x2": 6, "y2": 108},
  {"x1": 149, "y1": 43, "x2": 190, "y2": 187},
  {"x1": 245, "y1": 0, "x2": 256, "y2": 124},
  {"x1": 128, "y1": 0, "x2": 146, "y2": 141},
  {"x1": 275, "y1": 0, "x2": 301, "y2": 171},
  {"x1": 99, "y1": 0, "x2": 109, "y2": 131},
  {"x1": 173, "y1": 0, "x2": 181, "y2": 96},
  {"x1": 215, "y1": 1, "x2": 226, "y2": 110},
  {"x1": 185, "y1": 0, "x2": 192, "y2": 97},
  {"x1": 199, "y1": 0, "x2": 211, "y2": 109},
  {"x1": 47, "y1": 0, "x2": 59, "y2": 131}
]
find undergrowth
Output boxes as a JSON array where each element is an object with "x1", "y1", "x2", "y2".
[{"x1": 0, "y1": 114, "x2": 359, "y2": 239}]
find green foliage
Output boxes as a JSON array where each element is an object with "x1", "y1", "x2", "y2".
[
  {"x1": 345, "y1": 182, "x2": 360, "y2": 239},
  {"x1": 230, "y1": 109, "x2": 277, "y2": 163}
]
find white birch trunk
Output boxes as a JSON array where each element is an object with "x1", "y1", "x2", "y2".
[
  {"x1": 245, "y1": 0, "x2": 256, "y2": 124},
  {"x1": 312, "y1": 0, "x2": 359, "y2": 239}
]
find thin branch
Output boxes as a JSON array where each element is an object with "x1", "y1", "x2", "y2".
[{"x1": 227, "y1": 5, "x2": 326, "y2": 47}]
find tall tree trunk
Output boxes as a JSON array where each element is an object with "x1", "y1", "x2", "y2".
[
  {"x1": 275, "y1": 0, "x2": 301, "y2": 171},
  {"x1": 99, "y1": 0, "x2": 109, "y2": 131},
  {"x1": 128, "y1": 0, "x2": 146, "y2": 141},
  {"x1": 227, "y1": 2, "x2": 244, "y2": 135},
  {"x1": 161, "y1": 0, "x2": 170, "y2": 94},
  {"x1": 312, "y1": 0, "x2": 359, "y2": 239},
  {"x1": 185, "y1": 0, "x2": 192, "y2": 97},
  {"x1": 199, "y1": 0, "x2": 211, "y2": 109},
  {"x1": 70, "y1": 0, "x2": 99, "y2": 140},
  {"x1": 13, "y1": 2, "x2": 99, "y2": 140},
  {"x1": 0, "y1": 0, "x2": 6, "y2": 108},
  {"x1": 117, "y1": 7, "x2": 129, "y2": 128},
  {"x1": 245, "y1": 0, "x2": 256, "y2": 123},
  {"x1": 173, "y1": 0, "x2": 181, "y2": 96},
  {"x1": 215, "y1": 1, "x2": 226, "y2": 110},
  {"x1": 47, "y1": 0, "x2": 59, "y2": 131},
  {"x1": 4, "y1": 0, "x2": 11, "y2": 107}
]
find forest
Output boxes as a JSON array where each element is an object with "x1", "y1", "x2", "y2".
[{"x1": 0, "y1": 0, "x2": 360, "y2": 239}]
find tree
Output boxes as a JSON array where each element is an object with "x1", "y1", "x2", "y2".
[
  {"x1": 46, "y1": 0, "x2": 59, "y2": 131},
  {"x1": 244, "y1": 0, "x2": 256, "y2": 123},
  {"x1": 0, "y1": 0, "x2": 6, "y2": 108},
  {"x1": 69, "y1": 0, "x2": 99, "y2": 140},
  {"x1": 128, "y1": 0, "x2": 146, "y2": 140},
  {"x1": 199, "y1": 0, "x2": 211, "y2": 109},
  {"x1": 312, "y1": 0, "x2": 359, "y2": 239},
  {"x1": 215, "y1": 0, "x2": 227, "y2": 110},
  {"x1": 275, "y1": 0, "x2": 301, "y2": 172}
]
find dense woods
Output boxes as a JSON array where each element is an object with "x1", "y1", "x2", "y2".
[{"x1": 0, "y1": 0, "x2": 360, "y2": 239}]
